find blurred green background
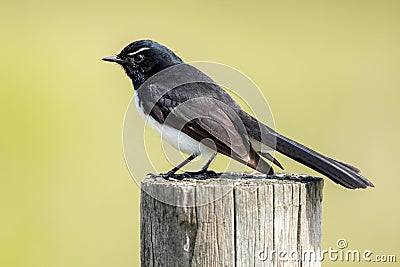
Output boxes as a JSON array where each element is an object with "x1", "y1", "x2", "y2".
[{"x1": 1, "y1": 0, "x2": 399, "y2": 266}]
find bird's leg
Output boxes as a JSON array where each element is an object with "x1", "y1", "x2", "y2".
[
  {"x1": 184, "y1": 153, "x2": 218, "y2": 178},
  {"x1": 199, "y1": 153, "x2": 217, "y2": 173},
  {"x1": 161, "y1": 153, "x2": 198, "y2": 179}
]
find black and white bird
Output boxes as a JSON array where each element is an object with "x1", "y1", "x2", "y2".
[{"x1": 103, "y1": 39, "x2": 374, "y2": 189}]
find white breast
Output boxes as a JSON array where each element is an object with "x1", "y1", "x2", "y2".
[{"x1": 133, "y1": 91, "x2": 214, "y2": 156}]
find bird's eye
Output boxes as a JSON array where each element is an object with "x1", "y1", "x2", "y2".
[{"x1": 133, "y1": 54, "x2": 144, "y2": 63}]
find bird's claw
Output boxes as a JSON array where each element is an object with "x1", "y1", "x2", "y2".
[
  {"x1": 156, "y1": 172, "x2": 190, "y2": 180},
  {"x1": 185, "y1": 170, "x2": 218, "y2": 177},
  {"x1": 149, "y1": 170, "x2": 220, "y2": 180}
]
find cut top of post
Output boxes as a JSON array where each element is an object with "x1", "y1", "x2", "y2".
[{"x1": 142, "y1": 172, "x2": 323, "y2": 208}]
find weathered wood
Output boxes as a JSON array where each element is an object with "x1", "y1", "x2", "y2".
[{"x1": 140, "y1": 173, "x2": 323, "y2": 267}]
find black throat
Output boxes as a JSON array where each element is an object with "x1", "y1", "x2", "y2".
[{"x1": 127, "y1": 55, "x2": 183, "y2": 89}]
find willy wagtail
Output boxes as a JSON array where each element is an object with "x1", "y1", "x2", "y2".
[{"x1": 103, "y1": 40, "x2": 374, "y2": 189}]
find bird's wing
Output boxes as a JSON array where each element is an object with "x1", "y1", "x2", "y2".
[
  {"x1": 169, "y1": 96, "x2": 250, "y2": 160},
  {"x1": 140, "y1": 82, "x2": 273, "y2": 174}
]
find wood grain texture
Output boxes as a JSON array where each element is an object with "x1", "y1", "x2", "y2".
[{"x1": 140, "y1": 173, "x2": 323, "y2": 267}]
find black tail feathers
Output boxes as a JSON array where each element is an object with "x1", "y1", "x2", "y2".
[{"x1": 273, "y1": 133, "x2": 374, "y2": 189}]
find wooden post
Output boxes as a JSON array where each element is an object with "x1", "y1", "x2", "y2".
[{"x1": 140, "y1": 173, "x2": 323, "y2": 267}]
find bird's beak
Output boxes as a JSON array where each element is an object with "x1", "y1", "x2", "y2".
[{"x1": 102, "y1": 55, "x2": 125, "y2": 64}]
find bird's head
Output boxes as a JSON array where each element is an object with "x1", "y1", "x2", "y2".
[{"x1": 102, "y1": 40, "x2": 183, "y2": 89}]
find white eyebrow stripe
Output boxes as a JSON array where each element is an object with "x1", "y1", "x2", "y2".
[{"x1": 128, "y1": 47, "x2": 150, "y2": 56}]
